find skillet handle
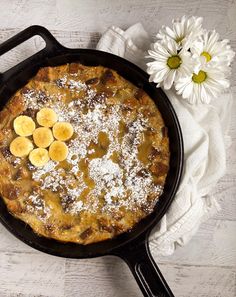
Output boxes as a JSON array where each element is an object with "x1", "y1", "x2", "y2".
[
  {"x1": 0, "y1": 25, "x2": 63, "y2": 84},
  {"x1": 112, "y1": 232, "x2": 175, "y2": 297}
]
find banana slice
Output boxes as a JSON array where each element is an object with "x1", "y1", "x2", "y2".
[
  {"x1": 10, "y1": 136, "x2": 33, "y2": 157},
  {"x1": 13, "y1": 115, "x2": 36, "y2": 136},
  {"x1": 49, "y1": 141, "x2": 68, "y2": 162},
  {"x1": 36, "y1": 108, "x2": 58, "y2": 127},
  {"x1": 53, "y1": 122, "x2": 74, "y2": 141},
  {"x1": 29, "y1": 148, "x2": 50, "y2": 167},
  {"x1": 33, "y1": 127, "x2": 54, "y2": 148}
]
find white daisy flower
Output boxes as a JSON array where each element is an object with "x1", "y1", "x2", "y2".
[
  {"x1": 157, "y1": 16, "x2": 204, "y2": 49},
  {"x1": 147, "y1": 38, "x2": 195, "y2": 90},
  {"x1": 175, "y1": 65, "x2": 230, "y2": 104},
  {"x1": 191, "y1": 30, "x2": 235, "y2": 68}
]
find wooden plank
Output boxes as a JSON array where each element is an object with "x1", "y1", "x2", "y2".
[
  {"x1": 65, "y1": 256, "x2": 236, "y2": 297},
  {"x1": 0, "y1": 224, "x2": 35, "y2": 254},
  {"x1": 0, "y1": 0, "x2": 235, "y2": 35},
  {"x1": 152, "y1": 219, "x2": 236, "y2": 267},
  {"x1": 159, "y1": 263, "x2": 236, "y2": 297},
  {"x1": 65, "y1": 256, "x2": 142, "y2": 297},
  {"x1": 0, "y1": 251, "x2": 65, "y2": 297},
  {"x1": 213, "y1": 174, "x2": 236, "y2": 221},
  {"x1": 0, "y1": 248, "x2": 235, "y2": 297}
]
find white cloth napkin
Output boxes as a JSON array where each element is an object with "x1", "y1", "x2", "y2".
[{"x1": 96, "y1": 23, "x2": 233, "y2": 256}]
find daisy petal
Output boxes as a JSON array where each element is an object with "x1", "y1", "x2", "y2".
[{"x1": 163, "y1": 70, "x2": 176, "y2": 89}]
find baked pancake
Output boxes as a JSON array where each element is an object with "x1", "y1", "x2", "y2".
[{"x1": 0, "y1": 63, "x2": 170, "y2": 244}]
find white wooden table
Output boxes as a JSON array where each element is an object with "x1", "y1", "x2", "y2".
[{"x1": 0, "y1": 1, "x2": 235, "y2": 296}]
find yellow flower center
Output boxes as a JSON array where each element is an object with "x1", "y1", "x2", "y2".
[
  {"x1": 192, "y1": 70, "x2": 207, "y2": 84},
  {"x1": 175, "y1": 36, "x2": 184, "y2": 43},
  {"x1": 167, "y1": 55, "x2": 182, "y2": 69},
  {"x1": 201, "y1": 51, "x2": 212, "y2": 62}
]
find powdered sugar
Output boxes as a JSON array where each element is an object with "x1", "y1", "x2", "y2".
[
  {"x1": 89, "y1": 158, "x2": 124, "y2": 205},
  {"x1": 32, "y1": 160, "x2": 58, "y2": 183},
  {"x1": 25, "y1": 192, "x2": 51, "y2": 222},
  {"x1": 56, "y1": 75, "x2": 87, "y2": 93},
  {"x1": 70, "y1": 200, "x2": 84, "y2": 214},
  {"x1": 23, "y1": 72, "x2": 163, "y2": 217},
  {"x1": 89, "y1": 158, "x2": 122, "y2": 181}
]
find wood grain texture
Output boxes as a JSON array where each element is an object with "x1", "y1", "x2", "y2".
[
  {"x1": 158, "y1": 264, "x2": 236, "y2": 297},
  {"x1": 154, "y1": 219, "x2": 236, "y2": 267},
  {"x1": 0, "y1": 252, "x2": 65, "y2": 297},
  {"x1": 0, "y1": 0, "x2": 235, "y2": 296}
]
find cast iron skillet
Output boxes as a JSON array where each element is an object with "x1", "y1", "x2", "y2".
[{"x1": 0, "y1": 26, "x2": 183, "y2": 297}]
